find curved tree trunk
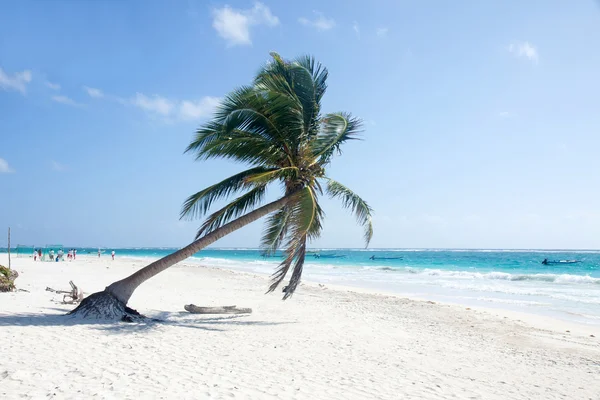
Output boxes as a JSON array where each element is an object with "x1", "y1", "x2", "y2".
[{"x1": 69, "y1": 194, "x2": 294, "y2": 320}]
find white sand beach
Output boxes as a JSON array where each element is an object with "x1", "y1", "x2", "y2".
[{"x1": 1, "y1": 254, "x2": 599, "y2": 399}]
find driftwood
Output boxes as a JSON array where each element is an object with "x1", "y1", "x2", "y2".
[
  {"x1": 46, "y1": 280, "x2": 83, "y2": 304},
  {"x1": 184, "y1": 304, "x2": 252, "y2": 314}
]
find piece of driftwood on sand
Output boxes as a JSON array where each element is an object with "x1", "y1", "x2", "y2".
[
  {"x1": 46, "y1": 280, "x2": 83, "y2": 304},
  {"x1": 184, "y1": 304, "x2": 252, "y2": 314}
]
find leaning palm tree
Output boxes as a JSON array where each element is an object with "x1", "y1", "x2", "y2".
[{"x1": 70, "y1": 52, "x2": 373, "y2": 320}]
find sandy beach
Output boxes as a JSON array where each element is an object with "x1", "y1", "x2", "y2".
[{"x1": 1, "y1": 253, "x2": 599, "y2": 399}]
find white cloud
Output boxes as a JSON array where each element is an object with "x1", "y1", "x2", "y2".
[
  {"x1": 179, "y1": 97, "x2": 221, "y2": 120},
  {"x1": 353, "y1": 21, "x2": 360, "y2": 37},
  {"x1": 376, "y1": 27, "x2": 389, "y2": 37},
  {"x1": 0, "y1": 158, "x2": 14, "y2": 173},
  {"x1": 132, "y1": 93, "x2": 174, "y2": 116},
  {"x1": 131, "y1": 93, "x2": 219, "y2": 121},
  {"x1": 508, "y1": 41, "x2": 538, "y2": 63},
  {"x1": 84, "y1": 86, "x2": 104, "y2": 98},
  {"x1": 45, "y1": 81, "x2": 60, "y2": 90},
  {"x1": 84, "y1": 87, "x2": 219, "y2": 122},
  {"x1": 0, "y1": 68, "x2": 32, "y2": 94},
  {"x1": 52, "y1": 95, "x2": 83, "y2": 107},
  {"x1": 298, "y1": 11, "x2": 335, "y2": 31},
  {"x1": 212, "y1": 2, "x2": 279, "y2": 47},
  {"x1": 51, "y1": 160, "x2": 67, "y2": 172}
]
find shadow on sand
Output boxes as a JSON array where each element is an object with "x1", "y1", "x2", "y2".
[{"x1": 0, "y1": 310, "x2": 293, "y2": 334}]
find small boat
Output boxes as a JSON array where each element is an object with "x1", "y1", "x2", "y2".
[
  {"x1": 369, "y1": 256, "x2": 403, "y2": 260},
  {"x1": 541, "y1": 258, "x2": 581, "y2": 265},
  {"x1": 313, "y1": 254, "x2": 346, "y2": 259}
]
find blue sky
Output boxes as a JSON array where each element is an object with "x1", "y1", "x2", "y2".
[{"x1": 1, "y1": 0, "x2": 600, "y2": 249}]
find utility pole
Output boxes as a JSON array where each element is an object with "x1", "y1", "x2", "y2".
[{"x1": 7, "y1": 227, "x2": 11, "y2": 269}]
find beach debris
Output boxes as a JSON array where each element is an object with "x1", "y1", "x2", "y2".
[
  {"x1": 46, "y1": 280, "x2": 83, "y2": 304},
  {"x1": 184, "y1": 304, "x2": 253, "y2": 314},
  {"x1": 0, "y1": 265, "x2": 18, "y2": 292}
]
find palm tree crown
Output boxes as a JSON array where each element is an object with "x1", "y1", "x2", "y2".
[{"x1": 181, "y1": 52, "x2": 373, "y2": 298}]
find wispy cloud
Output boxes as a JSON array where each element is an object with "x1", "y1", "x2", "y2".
[
  {"x1": 0, "y1": 158, "x2": 15, "y2": 173},
  {"x1": 51, "y1": 160, "x2": 67, "y2": 172},
  {"x1": 83, "y1": 86, "x2": 104, "y2": 98},
  {"x1": 132, "y1": 93, "x2": 174, "y2": 116},
  {"x1": 80, "y1": 85, "x2": 219, "y2": 122},
  {"x1": 376, "y1": 27, "x2": 389, "y2": 37},
  {"x1": 298, "y1": 11, "x2": 335, "y2": 31},
  {"x1": 0, "y1": 67, "x2": 32, "y2": 94},
  {"x1": 179, "y1": 97, "x2": 221, "y2": 120},
  {"x1": 45, "y1": 81, "x2": 60, "y2": 90},
  {"x1": 508, "y1": 41, "x2": 538, "y2": 63},
  {"x1": 353, "y1": 21, "x2": 360, "y2": 37},
  {"x1": 212, "y1": 2, "x2": 279, "y2": 47},
  {"x1": 52, "y1": 95, "x2": 84, "y2": 107},
  {"x1": 130, "y1": 93, "x2": 220, "y2": 121}
]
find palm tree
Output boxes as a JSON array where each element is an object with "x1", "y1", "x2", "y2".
[{"x1": 70, "y1": 52, "x2": 373, "y2": 320}]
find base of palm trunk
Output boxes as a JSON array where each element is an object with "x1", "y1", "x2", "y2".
[{"x1": 67, "y1": 290, "x2": 146, "y2": 322}]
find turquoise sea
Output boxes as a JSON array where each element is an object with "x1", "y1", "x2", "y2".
[{"x1": 6, "y1": 247, "x2": 600, "y2": 325}]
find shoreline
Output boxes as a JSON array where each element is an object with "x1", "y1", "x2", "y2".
[{"x1": 4, "y1": 251, "x2": 600, "y2": 330}]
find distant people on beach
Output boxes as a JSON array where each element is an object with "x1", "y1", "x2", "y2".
[
  {"x1": 33, "y1": 250, "x2": 38, "y2": 261},
  {"x1": 49, "y1": 249, "x2": 55, "y2": 261},
  {"x1": 111, "y1": 250, "x2": 115, "y2": 260},
  {"x1": 67, "y1": 249, "x2": 73, "y2": 260},
  {"x1": 73, "y1": 249, "x2": 77, "y2": 260},
  {"x1": 98, "y1": 249, "x2": 101, "y2": 258},
  {"x1": 57, "y1": 249, "x2": 64, "y2": 262},
  {"x1": 38, "y1": 249, "x2": 42, "y2": 260}
]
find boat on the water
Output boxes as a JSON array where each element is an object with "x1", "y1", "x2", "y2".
[
  {"x1": 369, "y1": 256, "x2": 403, "y2": 260},
  {"x1": 313, "y1": 254, "x2": 346, "y2": 259},
  {"x1": 541, "y1": 258, "x2": 581, "y2": 265}
]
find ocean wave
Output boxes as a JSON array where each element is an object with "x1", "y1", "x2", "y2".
[
  {"x1": 358, "y1": 266, "x2": 600, "y2": 285},
  {"x1": 423, "y1": 269, "x2": 600, "y2": 284}
]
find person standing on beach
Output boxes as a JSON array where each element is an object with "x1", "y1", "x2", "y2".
[
  {"x1": 49, "y1": 249, "x2": 55, "y2": 261},
  {"x1": 73, "y1": 249, "x2": 77, "y2": 260},
  {"x1": 111, "y1": 250, "x2": 115, "y2": 260},
  {"x1": 38, "y1": 248, "x2": 42, "y2": 261},
  {"x1": 98, "y1": 248, "x2": 101, "y2": 258},
  {"x1": 33, "y1": 250, "x2": 37, "y2": 261}
]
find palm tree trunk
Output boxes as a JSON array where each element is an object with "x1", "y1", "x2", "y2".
[{"x1": 69, "y1": 194, "x2": 294, "y2": 320}]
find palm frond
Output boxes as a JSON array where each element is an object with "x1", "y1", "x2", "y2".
[
  {"x1": 195, "y1": 185, "x2": 268, "y2": 239},
  {"x1": 267, "y1": 186, "x2": 322, "y2": 295},
  {"x1": 325, "y1": 178, "x2": 373, "y2": 246},
  {"x1": 311, "y1": 113, "x2": 363, "y2": 165},
  {"x1": 260, "y1": 206, "x2": 291, "y2": 256},
  {"x1": 180, "y1": 167, "x2": 274, "y2": 221},
  {"x1": 244, "y1": 167, "x2": 299, "y2": 186},
  {"x1": 199, "y1": 133, "x2": 286, "y2": 166},
  {"x1": 282, "y1": 236, "x2": 306, "y2": 299},
  {"x1": 293, "y1": 55, "x2": 328, "y2": 104},
  {"x1": 186, "y1": 87, "x2": 294, "y2": 166}
]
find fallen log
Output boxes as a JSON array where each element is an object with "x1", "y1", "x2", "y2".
[
  {"x1": 46, "y1": 281, "x2": 83, "y2": 304},
  {"x1": 184, "y1": 304, "x2": 252, "y2": 314}
]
